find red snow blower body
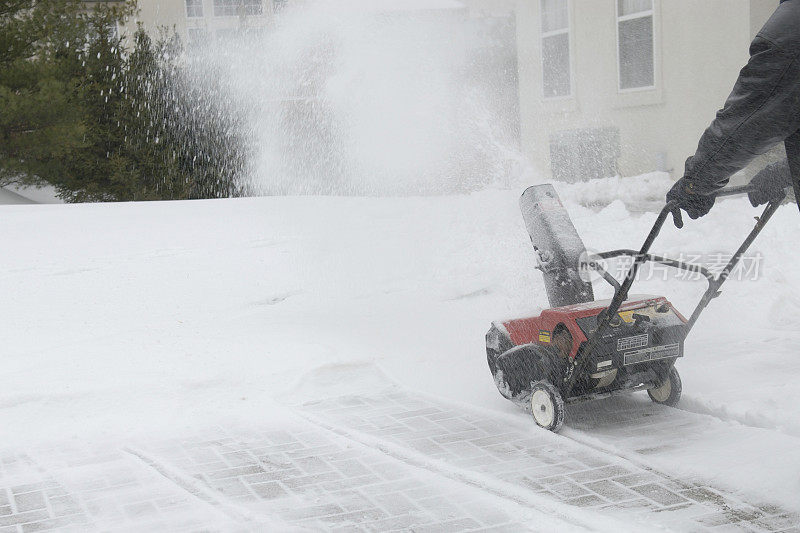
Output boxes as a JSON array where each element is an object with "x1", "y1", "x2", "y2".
[{"x1": 487, "y1": 184, "x2": 783, "y2": 431}]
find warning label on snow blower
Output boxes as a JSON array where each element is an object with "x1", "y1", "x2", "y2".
[
  {"x1": 623, "y1": 343, "x2": 681, "y2": 366},
  {"x1": 617, "y1": 333, "x2": 648, "y2": 352}
]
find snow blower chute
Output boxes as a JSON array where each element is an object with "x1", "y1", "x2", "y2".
[{"x1": 487, "y1": 183, "x2": 785, "y2": 432}]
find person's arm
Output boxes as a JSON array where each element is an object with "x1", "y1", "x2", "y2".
[{"x1": 685, "y1": 13, "x2": 800, "y2": 194}]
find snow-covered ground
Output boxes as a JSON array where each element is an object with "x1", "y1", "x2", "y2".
[{"x1": 2, "y1": 176, "x2": 799, "y2": 530}]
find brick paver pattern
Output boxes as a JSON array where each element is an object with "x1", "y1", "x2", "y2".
[
  {"x1": 301, "y1": 390, "x2": 800, "y2": 533},
  {"x1": 0, "y1": 422, "x2": 528, "y2": 531},
  {"x1": 0, "y1": 387, "x2": 797, "y2": 532}
]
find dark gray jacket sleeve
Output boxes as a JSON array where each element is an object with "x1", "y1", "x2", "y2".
[{"x1": 684, "y1": 0, "x2": 800, "y2": 194}]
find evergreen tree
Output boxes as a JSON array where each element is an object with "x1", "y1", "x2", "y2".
[
  {"x1": 113, "y1": 28, "x2": 249, "y2": 202},
  {"x1": 54, "y1": 10, "x2": 132, "y2": 201},
  {"x1": 1, "y1": 2, "x2": 249, "y2": 202},
  {"x1": 0, "y1": 0, "x2": 90, "y2": 187}
]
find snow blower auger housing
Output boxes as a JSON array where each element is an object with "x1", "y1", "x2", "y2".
[{"x1": 487, "y1": 183, "x2": 784, "y2": 432}]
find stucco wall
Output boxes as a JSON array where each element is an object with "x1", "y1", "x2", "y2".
[
  {"x1": 516, "y1": 0, "x2": 779, "y2": 181},
  {"x1": 461, "y1": 0, "x2": 516, "y2": 16},
  {"x1": 122, "y1": 0, "x2": 517, "y2": 47},
  {"x1": 120, "y1": 0, "x2": 275, "y2": 42},
  {"x1": 125, "y1": 1, "x2": 187, "y2": 36}
]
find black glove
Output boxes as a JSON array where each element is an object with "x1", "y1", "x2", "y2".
[
  {"x1": 666, "y1": 177, "x2": 715, "y2": 229},
  {"x1": 748, "y1": 160, "x2": 790, "y2": 207}
]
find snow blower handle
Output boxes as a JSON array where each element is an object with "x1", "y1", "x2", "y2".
[
  {"x1": 614, "y1": 183, "x2": 766, "y2": 329},
  {"x1": 707, "y1": 184, "x2": 755, "y2": 198},
  {"x1": 607, "y1": 183, "x2": 775, "y2": 339},
  {"x1": 563, "y1": 184, "x2": 780, "y2": 397},
  {"x1": 669, "y1": 184, "x2": 758, "y2": 228}
]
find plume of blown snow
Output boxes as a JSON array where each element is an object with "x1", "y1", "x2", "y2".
[{"x1": 186, "y1": 0, "x2": 524, "y2": 196}]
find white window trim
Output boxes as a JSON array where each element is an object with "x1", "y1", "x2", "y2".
[
  {"x1": 211, "y1": 0, "x2": 266, "y2": 18},
  {"x1": 540, "y1": 0, "x2": 575, "y2": 101},
  {"x1": 185, "y1": 0, "x2": 204, "y2": 18},
  {"x1": 615, "y1": 1, "x2": 656, "y2": 93}
]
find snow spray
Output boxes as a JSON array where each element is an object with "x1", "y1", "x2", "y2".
[{"x1": 186, "y1": 0, "x2": 524, "y2": 196}]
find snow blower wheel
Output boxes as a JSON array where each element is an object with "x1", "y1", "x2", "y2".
[
  {"x1": 530, "y1": 381, "x2": 565, "y2": 432},
  {"x1": 647, "y1": 366, "x2": 682, "y2": 406}
]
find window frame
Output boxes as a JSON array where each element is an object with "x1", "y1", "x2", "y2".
[
  {"x1": 185, "y1": 0, "x2": 204, "y2": 18},
  {"x1": 615, "y1": 0, "x2": 656, "y2": 93},
  {"x1": 212, "y1": 0, "x2": 264, "y2": 18},
  {"x1": 539, "y1": 0, "x2": 575, "y2": 101}
]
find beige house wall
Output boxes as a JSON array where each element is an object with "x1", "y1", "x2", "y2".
[
  {"x1": 118, "y1": 0, "x2": 279, "y2": 43},
  {"x1": 461, "y1": 0, "x2": 516, "y2": 17},
  {"x1": 126, "y1": 2, "x2": 187, "y2": 36},
  {"x1": 516, "y1": 0, "x2": 779, "y2": 181},
  {"x1": 122, "y1": 0, "x2": 512, "y2": 42}
]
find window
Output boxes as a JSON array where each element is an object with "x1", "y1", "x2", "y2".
[
  {"x1": 617, "y1": 0, "x2": 654, "y2": 90},
  {"x1": 540, "y1": 0, "x2": 571, "y2": 99},
  {"x1": 213, "y1": 0, "x2": 263, "y2": 17},
  {"x1": 186, "y1": 0, "x2": 203, "y2": 18}
]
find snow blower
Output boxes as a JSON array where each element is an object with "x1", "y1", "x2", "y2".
[{"x1": 486, "y1": 184, "x2": 784, "y2": 432}]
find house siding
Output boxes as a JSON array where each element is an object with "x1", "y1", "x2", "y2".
[{"x1": 516, "y1": 0, "x2": 778, "y2": 182}]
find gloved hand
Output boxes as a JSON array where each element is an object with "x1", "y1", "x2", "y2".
[
  {"x1": 748, "y1": 160, "x2": 790, "y2": 207},
  {"x1": 666, "y1": 177, "x2": 715, "y2": 229}
]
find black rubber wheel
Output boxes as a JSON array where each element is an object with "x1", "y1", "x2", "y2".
[
  {"x1": 530, "y1": 381, "x2": 565, "y2": 432},
  {"x1": 647, "y1": 366, "x2": 682, "y2": 407}
]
